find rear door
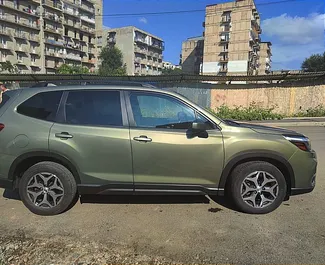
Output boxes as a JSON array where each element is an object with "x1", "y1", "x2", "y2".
[{"x1": 49, "y1": 89, "x2": 133, "y2": 191}]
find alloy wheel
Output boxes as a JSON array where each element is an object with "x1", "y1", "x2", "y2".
[
  {"x1": 26, "y1": 173, "x2": 64, "y2": 208},
  {"x1": 241, "y1": 171, "x2": 279, "y2": 208}
]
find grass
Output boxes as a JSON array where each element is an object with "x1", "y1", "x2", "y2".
[{"x1": 209, "y1": 102, "x2": 284, "y2": 121}]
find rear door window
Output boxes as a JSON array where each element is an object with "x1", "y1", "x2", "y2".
[
  {"x1": 17, "y1": 91, "x2": 63, "y2": 121},
  {"x1": 64, "y1": 90, "x2": 123, "y2": 127}
]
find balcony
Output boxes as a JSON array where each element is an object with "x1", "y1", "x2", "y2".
[
  {"x1": 0, "y1": 29, "x2": 13, "y2": 38},
  {"x1": 29, "y1": 34, "x2": 40, "y2": 42},
  {"x1": 219, "y1": 67, "x2": 228, "y2": 73},
  {"x1": 16, "y1": 60, "x2": 26, "y2": 66},
  {"x1": 79, "y1": 4, "x2": 95, "y2": 14},
  {"x1": 31, "y1": 61, "x2": 41, "y2": 67},
  {"x1": 43, "y1": 12, "x2": 63, "y2": 23},
  {"x1": 219, "y1": 38, "x2": 229, "y2": 44},
  {"x1": 44, "y1": 27, "x2": 63, "y2": 35},
  {"x1": 30, "y1": 49, "x2": 40, "y2": 55},
  {"x1": 220, "y1": 16, "x2": 231, "y2": 24},
  {"x1": 219, "y1": 57, "x2": 228, "y2": 63},
  {"x1": 251, "y1": 19, "x2": 262, "y2": 34},
  {"x1": 13, "y1": 31, "x2": 27, "y2": 39},
  {"x1": 42, "y1": 0, "x2": 63, "y2": 11},
  {"x1": 63, "y1": 8, "x2": 80, "y2": 18},
  {"x1": 66, "y1": 54, "x2": 81, "y2": 61},
  {"x1": 15, "y1": 47, "x2": 28, "y2": 53},
  {"x1": 80, "y1": 26, "x2": 96, "y2": 34},
  {"x1": 63, "y1": 20, "x2": 80, "y2": 28},
  {"x1": 0, "y1": 43, "x2": 10, "y2": 50},
  {"x1": 45, "y1": 50, "x2": 64, "y2": 58},
  {"x1": 151, "y1": 43, "x2": 164, "y2": 51},
  {"x1": 134, "y1": 46, "x2": 147, "y2": 55},
  {"x1": 0, "y1": 2, "x2": 40, "y2": 17},
  {"x1": 64, "y1": 42, "x2": 81, "y2": 51},
  {"x1": 134, "y1": 38, "x2": 147, "y2": 45},
  {"x1": 0, "y1": 15, "x2": 40, "y2": 30},
  {"x1": 158, "y1": 54, "x2": 163, "y2": 60},
  {"x1": 45, "y1": 39, "x2": 65, "y2": 47},
  {"x1": 80, "y1": 16, "x2": 95, "y2": 24},
  {"x1": 82, "y1": 58, "x2": 95, "y2": 64}
]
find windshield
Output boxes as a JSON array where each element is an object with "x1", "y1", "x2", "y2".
[{"x1": 0, "y1": 90, "x2": 19, "y2": 110}]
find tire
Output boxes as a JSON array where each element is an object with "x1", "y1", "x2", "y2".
[
  {"x1": 19, "y1": 161, "x2": 78, "y2": 216},
  {"x1": 229, "y1": 161, "x2": 287, "y2": 214}
]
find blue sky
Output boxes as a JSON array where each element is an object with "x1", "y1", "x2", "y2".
[{"x1": 102, "y1": 0, "x2": 325, "y2": 70}]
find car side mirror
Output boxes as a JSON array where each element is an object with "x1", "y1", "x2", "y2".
[
  {"x1": 187, "y1": 122, "x2": 208, "y2": 139},
  {"x1": 192, "y1": 122, "x2": 207, "y2": 131}
]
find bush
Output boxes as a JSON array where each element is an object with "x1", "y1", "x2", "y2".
[
  {"x1": 209, "y1": 102, "x2": 283, "y2": 121},
  {"x1": 293, "y1": 105, "x2": 325, "y2": 117}
]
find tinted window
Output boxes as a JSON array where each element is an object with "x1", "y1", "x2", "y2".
[
  {"x1": 130, "y1": 92, "x2": 213, "y2": 129},
  {"x1": 65, "y1": 90, "x2": 123, "y2": 127},
  {"x1": 17, "y1": 91, "x2": 62, "y2": 121}
]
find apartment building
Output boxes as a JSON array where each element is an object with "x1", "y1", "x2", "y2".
[
  {"x1": 259, "y1": 42, "x2": 272, "y2": 74},
  {"x1": 0, "y1": 0, "x2": 102, "y2": 74},
  {"x1": 202, "y1": 0, "x2": 269, "y2": 75},
  {"x1": 162, "y1": 61, "x2": 181, "y2": 70},
  {"x1": 102, "y1": 26, "x2": 164, "y2": 76},
  {"x1": 181, "y1": 36, "x2": 204, "y2": 74}
]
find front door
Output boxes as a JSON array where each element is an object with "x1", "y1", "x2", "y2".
[
  {"x1": 126, "y1": 91, "x2": 224, "y2": 191},
  {"x1": 49, "y1": 90, "x2": 133, "y2": 191}
]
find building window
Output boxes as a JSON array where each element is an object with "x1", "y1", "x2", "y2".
[{"x1": 17, "y1": 53, "x2": 22, "y2": 61}]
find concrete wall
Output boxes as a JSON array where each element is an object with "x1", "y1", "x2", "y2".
[{"x1": 210, "y1": 84, "x2": 325, "y2": 115}]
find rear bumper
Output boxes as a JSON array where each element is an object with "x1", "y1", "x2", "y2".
[{"x1": 0, "y1": 178, "x2": 13, "y2": 189}]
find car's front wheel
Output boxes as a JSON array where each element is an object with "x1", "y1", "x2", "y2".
[
  {"x1": 19, "y1": 161, "x2": 77, "y2": 216},
  {"x1": 229, "y1": 161, "x2": 287, "y2": 214}
]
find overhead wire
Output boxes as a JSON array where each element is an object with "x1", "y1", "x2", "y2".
[{"x1": 96, "y1": 0, "x2": 308, "y2": 17}]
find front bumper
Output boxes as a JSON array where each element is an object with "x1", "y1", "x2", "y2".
[
  {"x1": 0, "y1": 178, "x2": 13, "y2": 189},
  {"x1": 291, "y1": 186, "x2": 315, "y2": 195}
]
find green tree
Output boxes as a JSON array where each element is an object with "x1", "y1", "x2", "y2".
[
  {"x1": 301, "y1": 52, "x2": 325, "y2": 72},
  {"x1": 57, "y1": 64, "x2": 89, "y2": 74},
  {"x1": 161, "y1": 67, "x2": 183, "y2": 75},
  {"x1": 0, "y1": 61, "x2": 19, "y2": 74},
  {"x1": 98, "y1": 46, "x2": 126, "y2": 76}
]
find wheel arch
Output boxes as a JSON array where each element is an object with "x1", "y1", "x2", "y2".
[
  {"x1": 219, "y1": 151, "x2": 295, "y2": 195},
  {"x1": 9, "y1": 151, "x2": 81, "y2": 187}
]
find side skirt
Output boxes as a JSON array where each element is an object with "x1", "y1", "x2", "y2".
[{"x1": 78, "y1": 183, "x2": 224, "y2": 196}]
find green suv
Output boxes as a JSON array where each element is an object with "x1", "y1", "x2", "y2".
[{"x1": 0, "y1": 85, "x2": 317, "y2": 215}]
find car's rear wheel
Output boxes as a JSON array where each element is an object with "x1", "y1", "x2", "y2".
[
  {"x1": 229, "y1": 161, "x2": 287, "y2": 214},
  {"x1": 19, "y1": 161, "x2": 77, "y2": 216}
]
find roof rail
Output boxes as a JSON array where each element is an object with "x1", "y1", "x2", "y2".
[{"x1": 30, "y1": 80, "x2": 157, "y2": 88}]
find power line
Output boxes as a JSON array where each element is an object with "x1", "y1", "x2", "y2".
[{"x1": 97, "y1": 0, "x2": 307, "y2": 17}]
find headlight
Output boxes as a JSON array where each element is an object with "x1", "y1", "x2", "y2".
[{"x1": 283, "y1": 135, "x2": 311, "y2": 152}]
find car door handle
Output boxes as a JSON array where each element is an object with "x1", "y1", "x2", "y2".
[
  {"x1": 55, "y1": 132, "x2": 73, "y2": 139},
  {"x1": 133, "y1": 135, "x2": 152, "y2": 143}
]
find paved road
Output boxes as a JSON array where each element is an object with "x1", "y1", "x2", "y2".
[{"x1": 1, "y1": 126, "x2": 325, "y2": 264}]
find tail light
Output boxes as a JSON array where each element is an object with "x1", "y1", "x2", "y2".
[
  {"x1": 283, "y1": 135, "x2": 311, "y2": 152},
  {"x1": 0, "y1": 123, "x2": 4, "y2": 132}
]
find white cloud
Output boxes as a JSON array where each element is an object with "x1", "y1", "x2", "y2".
[
  {"x1": 261, "y1": 13, "x2": 325, "y2": 70},
  {"x1": 262, "y1": 13, "x2": 325, "y2": 44},
  {"x1": 139, "y1": 17, "x2": 148, "y2": 24}
]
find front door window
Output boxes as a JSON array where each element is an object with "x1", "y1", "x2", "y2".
[{"x1": 130, "y1": 92, "x2": 205, "y2": 130}]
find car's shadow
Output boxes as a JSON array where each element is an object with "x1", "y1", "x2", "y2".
[{"x1": 3, "y1": 189, "x2": 238, "y2": 212}]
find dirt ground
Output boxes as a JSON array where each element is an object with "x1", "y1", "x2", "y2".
[{"x1": 1, "y1": 126, "x2": 325, "y2": 265}]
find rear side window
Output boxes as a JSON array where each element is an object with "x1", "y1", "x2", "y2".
[
  {"x1": 17, "y1": 91, "x2": 62, "y2": 121},
  {"x1": 64, "y1": 90, "x2": 123, "y2": 127}
]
